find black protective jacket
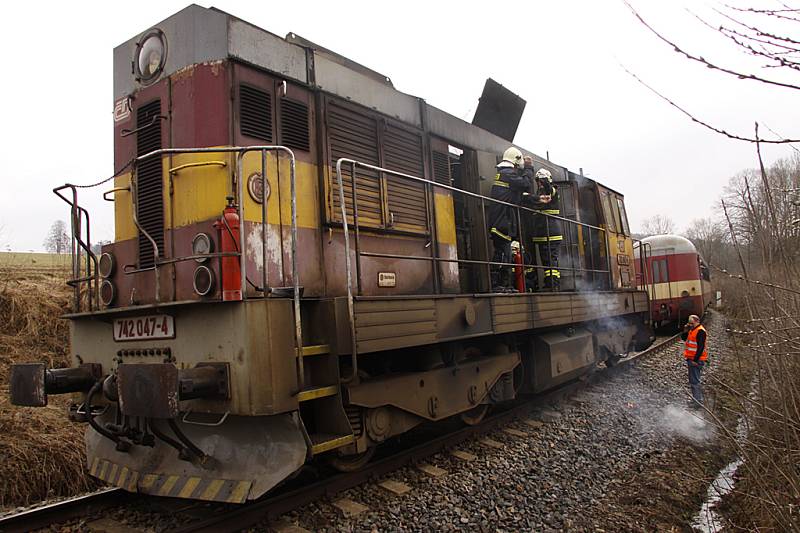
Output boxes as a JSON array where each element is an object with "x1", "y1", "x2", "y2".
[
  {"x1": 524, "y1": 180, "x2": 563, "y2": 242},
  {"x1": 487, "y1": 166, "x2": 532, "y2": 239}
]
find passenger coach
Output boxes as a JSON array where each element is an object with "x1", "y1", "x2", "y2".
[{"x1": 635, "y1": 234, "x2": 712, "y2": 329}]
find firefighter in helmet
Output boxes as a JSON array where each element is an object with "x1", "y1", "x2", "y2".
[
  {"x1": 525, "y1": 168, "x2": 562, "y2": 290},
  {"x1": 487, "y1": 146, "x2": 532, "y2": 292}
]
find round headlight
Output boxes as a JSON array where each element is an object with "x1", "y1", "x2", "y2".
[
  {"x1": 134, "y1": 29, "x2": 167, "y2": 83},
  {"x1": 100, "y1": 280, "x2": 116, "y2": 306},
  {"x1": 193, "y1": 266, "x2": 215, "y2": 296},
  {"x1": 191, "y1": 233, "x2": 214, "y2": 263},
  {"x1": 98, "y1": 252, "x2": 115, "y2": 278}
]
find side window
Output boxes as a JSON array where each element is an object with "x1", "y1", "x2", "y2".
[
  {"x1": 601, "y1": 192, "x2": 617, "y2": 233},
  {"x1": 660, "y1": 259, "x2": 669, "y2": 282},
  {"x1": 652, "y1": 259, "x2": 660, "y2": 283},
  {"x1": 616, "y1": 197, "x2": 630, "y2": 236}
]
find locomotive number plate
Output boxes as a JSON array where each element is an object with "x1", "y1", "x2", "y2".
[{"x1": 114, "y1": 315, "x2": 175, "y2": 342}]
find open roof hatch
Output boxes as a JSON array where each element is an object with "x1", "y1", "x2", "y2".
[{"x1": 471, "y1": 78, "x2": 526, "y2": 142}]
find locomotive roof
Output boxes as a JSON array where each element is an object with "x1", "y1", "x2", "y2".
[
  {"x1": 113, "y1": 4, "x2": 597, "y2": 185},
  {"x1": 640, "y1": 234, "x2": 699, "y2": 256}
]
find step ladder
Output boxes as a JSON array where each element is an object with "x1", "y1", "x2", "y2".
[{"x1": 294, "y1": 342, "x2": 355, "y2": 455}]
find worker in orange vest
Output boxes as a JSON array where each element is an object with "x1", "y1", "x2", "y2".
[{"x1": 681, "y1": 314, "x2": 708, "y2": 407}]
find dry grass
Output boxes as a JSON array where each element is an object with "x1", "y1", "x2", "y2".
[{"x1": 0, "y1": 266, "x2": 96, "y2": 510}]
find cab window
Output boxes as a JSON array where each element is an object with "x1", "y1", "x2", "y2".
[
  {"x1": 601, "y1": 192, "x2": 617, "y2": 233},
  {"x1": 616, "y1": 197, "x2": 630, "y2": 236}
]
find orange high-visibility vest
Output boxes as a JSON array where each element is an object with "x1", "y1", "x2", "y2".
[{"x1": 684, "y1": 325, "x2": 708, "y2": 362}]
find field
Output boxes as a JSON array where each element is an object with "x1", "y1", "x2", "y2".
[
  {"x1": 0, "y1": 252, "x2": 71, "y2": 270},
  {"x1": 0, "y1": 256, "x2": 95, "y2": 509}
]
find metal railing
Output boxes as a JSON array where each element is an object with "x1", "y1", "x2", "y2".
[
  {"x1": 56, "y1": 145, "x2": 305, "y2": 390},
  {"x1": 334, "y1": 158, "x2": 612, "y2": 294},
  {"x1": 334, "y1": 158, "x2": 614, "y2": 381}
]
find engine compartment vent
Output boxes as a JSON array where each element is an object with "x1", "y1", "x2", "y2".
[
  {"x1": 240, "y1": 84, "x2": 272, "y2": 142},
  {"x1": 135, "y1": 99, "x2": 163, "y2": 270},
  {"x1": 280, "y1": 98, "x2": 310, "y2": 152}
]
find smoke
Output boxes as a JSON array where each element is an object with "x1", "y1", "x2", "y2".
[{"x1": 655, "y1": 404, "x2": 715, "y2": 443}]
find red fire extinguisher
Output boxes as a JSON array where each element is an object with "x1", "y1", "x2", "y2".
[
  {"x1": 513, "y1": 247, "x2": 525, "y2": 293},
  {"x1": 215, "y1": 196, "x2": 242, "y2": 301}
]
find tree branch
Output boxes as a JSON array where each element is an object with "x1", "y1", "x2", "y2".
[
  {"x1": 619, "y1": 64, "x2": 800, "y2": 143},
  {"x1": 622, "y1": 0, "x2": 800, "y2": 91}
]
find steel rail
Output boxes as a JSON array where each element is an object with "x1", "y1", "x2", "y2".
[
  {"x1": 0, "y1": 334, "x2": 681, "y2": 533},
  {"x1": 0, "y1": 488, "x2": 130, "y2": 533}
]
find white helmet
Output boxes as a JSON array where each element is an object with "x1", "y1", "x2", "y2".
[
  {"x1": 535, "y1": 168, "x2": 553, "y2": 182},
  {"x1": 502, "y1": 146, "x2": 524, "y2": 168}
]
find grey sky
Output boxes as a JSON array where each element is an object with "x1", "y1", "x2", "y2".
[{"x1": 1, "y1": 1, "x2": 796, "y2": 251}]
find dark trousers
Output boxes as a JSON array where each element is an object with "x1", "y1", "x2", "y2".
[
  {"x1": 490, "y1": 233, "x2": 512, "y2": 289},
  {"x1": 687, "y1": 361, "x2": 704, "y2": 404},
  {"x1": 527, "y1": 241, "x2": 560, "y2": 290}
]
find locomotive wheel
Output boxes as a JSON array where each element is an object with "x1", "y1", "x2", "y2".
[
  {"x1": 460, "y1": 404, "x2": 489, "y2": 426},
  {"x1": 327, "y1": 447, "x2": 375, "y2": 472}
]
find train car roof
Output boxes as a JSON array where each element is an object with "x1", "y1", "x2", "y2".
[
  {"x1": 640, "y1": 234, "x2": 699, "y2": 256},
  {"x1": 113, "y1": 4, "x2": 620, "y2": 190}
]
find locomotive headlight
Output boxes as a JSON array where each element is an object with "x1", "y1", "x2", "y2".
[
  {"x1": 100, "y1": 279, "x2": 116, "y2": 306},
  {"x1": 134, "y1": 30, "x2": 167, "y2": 83},
  {"x1": 193, "y1": 266, "x2": 215, "y2": 296},
  {"x1": 191, "y1": 233, "x2": 214, "y2": 262},
  {"x1": 98, "y1": 252, "x2": 115, "y2": 278}
]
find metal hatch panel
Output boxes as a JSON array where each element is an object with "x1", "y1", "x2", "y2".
[{"x1": 471, "y1": 78, "x2": 526, "y2": 142}]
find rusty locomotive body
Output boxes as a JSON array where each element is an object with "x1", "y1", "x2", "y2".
[{"x1": 10, "y1": 6, "x2": 653, "y2": 503}]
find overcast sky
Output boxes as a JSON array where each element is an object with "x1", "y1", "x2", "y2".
[{"x1": 0, "y1": 0, "x2": 797, "y2": 251}]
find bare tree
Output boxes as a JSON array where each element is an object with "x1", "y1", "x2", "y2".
[
  {"x1": 639, "y1": 214, "x2": 676, "y2": 235},
  {"x1": 625, "y1": 4, "x2": 800, "y2": 530},
  {"x1": 685, "y1": 217, "x2": 728, "y2": 265},
  {"x1": 44, "y1": 220, "x2": 70, "y2": 254}
]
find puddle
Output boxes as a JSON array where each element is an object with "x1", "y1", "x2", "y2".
[
  {"x1": 691, "y1": 392, "x2": 752, "y2": 532},
  {"x1": 691, "y1": 457, "x2": 743, "y2": 532}
]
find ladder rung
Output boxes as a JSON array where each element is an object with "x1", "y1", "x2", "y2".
[
  {"x1": 297, "y1": 385, "x2": 338, "y2": 402},
  {"x1": 296, "y1": 344, "x2": 331, "y2": 357},
  {"x1": 310, "y1": 433, "x2": 355, "y2": 455}
]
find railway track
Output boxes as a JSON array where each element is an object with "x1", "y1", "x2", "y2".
[{"x1": 0, "y1": 333, "x2": 681, "y2": 533}]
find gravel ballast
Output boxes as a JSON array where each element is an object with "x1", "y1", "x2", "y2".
[{"x1": 270, "y1": 312, "x2": 735, "y2": 532}]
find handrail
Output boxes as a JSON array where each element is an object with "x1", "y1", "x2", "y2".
[
  {"x1": 168, "y1": 161, "x2": 227, "y2": 175},
  {"x1": 56, "y1": 145, "x2": 304, "y2": 392},
  {"x1": 53, "y1": 184, "x2": 99, "y2": 311},
  {"x1": 335, "y1": 159, "x2": 359, "y2": 384},
  {"x1": 103, "y1": 186, "x2": 130, "y2": 202},
  {"x1": 334, "y1": 157, "x2": 614, "y2": 383}
]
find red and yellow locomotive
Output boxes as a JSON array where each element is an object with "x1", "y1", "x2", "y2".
[{"x1": 10, "y1": 6, "x2": 653, "y2": 503}]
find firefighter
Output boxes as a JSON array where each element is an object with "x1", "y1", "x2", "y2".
[
  {"x1": 487, "y1": 146, "x2": 532, "y2": 292},
  {"x1": 526, "y1": 168, "x2": 562, "y2": 291},
  {"x1": 681, "y1": 314, "x2": 708, "y2": 407}
]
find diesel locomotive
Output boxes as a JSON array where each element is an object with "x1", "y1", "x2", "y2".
[{"x1": 10, "y1": 5, "x2": 653, "y2": 503}]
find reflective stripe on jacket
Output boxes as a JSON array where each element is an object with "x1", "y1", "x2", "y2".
[{"x1": 684, "y1": 325, "x2": 708, "y2": 361}]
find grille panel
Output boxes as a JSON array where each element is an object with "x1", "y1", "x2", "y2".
[
  {"x1": 280, "y1": 98, "x2": 310, "y2": 152},
  {"x1": 240, "y1": 84, "x2": 272, "y2": 142},
  {"x1": 136, "y1": 99, "x2": 163, "y2": 270},
  {"x1": 432, "y1": 151, "x2": 451, "y2": 185}
]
